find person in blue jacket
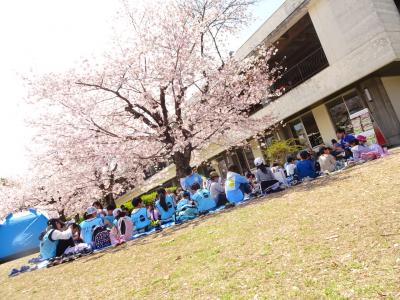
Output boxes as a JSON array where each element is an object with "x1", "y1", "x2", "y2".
[
  {"x1": 225, "y1": 165, "x2": 252, "y2": 203},
  {"x1": 130, "y1": 197, "x2": 151, "y2": 232},
  {"x1": 181, "y1": 166, "x2": 203, "y2": 194},
  {"x1": 191, "y1": 182, "x2": 216, "y2": 213},
  {"x1": 155, "y1": 188, "x2": 176, "y2": 223},
  {"x1": 296, "y1": 150, "x2": 317, "y2": 180},
  {"x1": 79, "y1": 206, "x2": 104, "y2": 244}
]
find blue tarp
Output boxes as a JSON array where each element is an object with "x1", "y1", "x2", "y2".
[{"x1": 0, "y1": 209, "x2": 48, "y2": 261}]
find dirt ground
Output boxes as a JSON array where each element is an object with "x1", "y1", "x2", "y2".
[{"x1": 1, "y1": 151, "x2": 400, "y2": 299}]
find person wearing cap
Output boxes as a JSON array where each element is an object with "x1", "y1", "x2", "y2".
[
  {"x1": 39, "y1": 218, "x2": 80, "y2": 259},
  {"x1": 357, "y1": 135, "x2": 385, "y2": 156},
  {"x1": 209, "y1": 171, "x2": 228, "y2": 207},
  {"x1": 79, "y1": 206, "x2": 104, "y2": 244},
  {"x1": 254, "y1": 157, "x2": 281, "y2": 192}
]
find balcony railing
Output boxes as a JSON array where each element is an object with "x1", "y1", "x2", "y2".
[{"x1": 271, "y1": 47, "x2": 329, "y2": 96}]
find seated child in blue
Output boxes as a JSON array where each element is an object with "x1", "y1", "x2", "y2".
[
  {"x1": 296, "y1": 150, "x2": 317, "y2": 180},
  {"x1": 191, "y1": 182, "x2": 216, "y2": 213},
  {"x1": 79, "y1": 206, "x2": 104, "y2": 244},
  {"x1": 39, "y1": 218, "x2": 80, "y2": 259},
  {"x1": 181, "y1": 166, "x2": 203, "y2": 194},
  {"x1": 130, "y1": 197, "x2": 151, "y2": 231},
  {"x1": 104, "y1": 205, "x2": 115, "y2": 227},
  {"x1": 176, "y1": 191, "x2": 199, "y2": 221},
  {"x1": 225, "y1": 164, "x2": 251, "y2": 203},
  {"x1": 155, "y1": 188, "x2": 176, "y2": 223}
]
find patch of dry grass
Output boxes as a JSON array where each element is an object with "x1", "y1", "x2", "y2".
[{"x1": 1, "y1": 152, "x2": 400, "y2": 299}]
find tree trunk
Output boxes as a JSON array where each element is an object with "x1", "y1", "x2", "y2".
[
  {"x1": 173, "y1": 145, "x2": 192, "y2": 180},
  {"x1": 103, "y1": 192, "x2": 116, "y2": 208},
  {"x1": 58, "y1": 209, "x2": 67, "y2": 222}
]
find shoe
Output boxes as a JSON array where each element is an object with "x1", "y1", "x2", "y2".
[{"x1": 8, "y1": 268, "x2": 19, "y2": 277}]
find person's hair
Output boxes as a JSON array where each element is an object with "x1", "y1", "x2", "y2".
[
  {"x1": 157, "y1": 188, "x2": 169, "y2": 211},
  {"x1": 70, "y1": 223, "x2": 80, "y2": 234},
  {"x1": 92, "y1": 201, "x2": 103, "y2": 209},
  {"x1": 191, "y1": 182, "x2": 201, "y2": 192},
  {"x1": 348, "y1": 139, "x2": 358, "y2": 146},
  {"x1": 120, "y1": 205, "x2": 126, "y2": 210},
  {"x1": 106, "y1": 204, "x2": 115, "y2": 211},
  {"x1": 131, "y1": 197, "x2": 142, "y2": 208},
  {"x1": 228, "y1": 164, "x2": 240, "y2": 174},
  {"x1": 185, "y1": 166, "x2": 193, "y2": 176},
  {"x1": 272, "y1": 162, "x2": 280, "y2": 167},
  {"x1": 115, "y1": 210, "x2": 126, "y2": 219},
  {"x1": 47, "y1": 218, "x2": 64, "y2": 229},
  {"x1": 300, "y1": 150, "x2": 310, "y2": 160},
  {"x1": 331, "y1": 139, "x2": 338, "y2": 144},
  {"x1": 245, "y1": 171, "x2": 254, "y2": 179},
  {"x1": 287, "y1": 156, "x2": 294, "y2": 163},
  {"x1": 83, "y1": 212, "x2": 88, "y2": 220},
  {"x1": 336, "y1": 128, "x2": 345, "y2": 134}
]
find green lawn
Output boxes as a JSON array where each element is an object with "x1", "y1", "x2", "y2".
[{"x1": 1, "y1": 151, "x2": 400, "y2": 299}]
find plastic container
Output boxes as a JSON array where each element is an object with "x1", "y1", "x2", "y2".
[{"x1": 0, "y1": 208, "x2": 48, "y2": 262}]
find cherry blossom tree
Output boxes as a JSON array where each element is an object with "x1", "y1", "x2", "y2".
[{"x1": 26, "y1": 0, "x2": 280, "y2": 215}]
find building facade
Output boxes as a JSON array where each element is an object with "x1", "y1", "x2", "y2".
[{"x1": 116, "y1": 0, "x2": 400, "y2": 205}]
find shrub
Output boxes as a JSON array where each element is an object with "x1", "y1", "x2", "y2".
[
  {"x1": 122, "y1": 186, "x2": 178, "y2": 209},
  {"x1": 264, "y1": 139, "x2": 303, "y2": 164}
]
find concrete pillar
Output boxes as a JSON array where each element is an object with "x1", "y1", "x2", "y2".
[
  {"x1": 312, "y1": 104, "x2": 336, "y2": 145},
  {"x1": 381, "y1": 76, "x2": 400, "y2": 122},
  {"x1": 249, "y1": 139, "x2": 263, "y2": 159}
]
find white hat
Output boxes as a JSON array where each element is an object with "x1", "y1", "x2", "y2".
[
  {"x1": 254, "y1": 157, "x2": 265, "y2": 167},
  {"x1": 113, "y1": 208, "x2": 122, "y2": 218},
  {"x1": 85, "y1": 206, "x2": 97, "y2": 216}
]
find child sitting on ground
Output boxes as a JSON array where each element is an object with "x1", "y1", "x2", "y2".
[
  {"x1": 110, "y1": 208, "x2": 134, "y2": 245},
  {"x1": 175, "y1": 191, "x2": 199, "y2": 221},
  {"x1": 79, "y1": 206, "x2": 104, "y2": 244},
  {"x1": 225, "y1": 164, "x2": 251, "y2": 203},
  {"x1": 104, "y1": 205, "x2": 115, "y2": 228},
  {"x1": 39, "y1": 218, "x2": 80, "y2": 260},
  {"x1": 271, "y1": 162, "x2": 288, "y2": 187},
  {"x1": 356, "y1": 135, "x2": 385, "y2": 156},
  {"x1": 296, "y1": 151, "x2": 317, "y2": 180},
  {"x1": 254, "y1": 157, "x2": 281, "y2": 193},
  {"x1": 191, "y1": 182, "x2": 216, "y2": 213},
  {"x1": 155, "y1": 188, "x2": 176, "y2": 223},
  {"x1": 348, "y1": 139, "x2": 373, "y2": 161},
  {"x1": 318, "y1": 146, "x2": 336, "y2": 173},
  {"x1": 130, "y1": 197, "x2": 151, "y2": 233},
  {"x1": 209, "y1": 171, "x2": 228, "y2": 207}
]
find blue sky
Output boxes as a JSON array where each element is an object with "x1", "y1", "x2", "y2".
[{"x1": 0, "y1": 0, "x2": 285, "y2": 177}]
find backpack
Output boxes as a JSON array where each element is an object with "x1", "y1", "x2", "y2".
[{"x1": 92, "y1": 225, "x2": 111, "y2": 249}]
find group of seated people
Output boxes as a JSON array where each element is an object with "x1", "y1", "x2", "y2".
[{"x1": 39, "y1": 129, "x2": 387, "y2": 260}]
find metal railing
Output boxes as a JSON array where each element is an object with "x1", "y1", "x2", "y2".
[{"x1": 272, "y1": 47, "x2": 329, "y2": 96}]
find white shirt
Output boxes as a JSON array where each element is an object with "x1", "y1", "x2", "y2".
[
  {"x1": 318, "y1": 154, "x2": 336, "y2": 172},
  {"x1": 285, "y1": 163, "x2": 296, "y2": 176},
  {"x1": 50, "y1": 228, "x2": 73, "y2": 240}
]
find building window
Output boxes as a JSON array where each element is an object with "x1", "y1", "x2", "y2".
[
  {"x1": 289, "y1": 112, "x2": 323, "y2": 148},
  {"x1": 326, "y1": 90, "x2": 365, "y2": 133}
]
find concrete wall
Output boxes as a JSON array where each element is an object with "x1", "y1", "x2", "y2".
[
  {"x1": 312, "y1": 104, "x2": 336, "y2": 145},
  {"x1": 382, "y1": 75, "x2": 400, "y2": 121},
  {"x1": 252, "y1": 0, "x2": 400, "y2": 124},
  {"x1": 235, "y1": 0, "x2": 308, "y2": 59}
]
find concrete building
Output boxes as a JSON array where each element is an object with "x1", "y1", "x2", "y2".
[{"x1": 116, "y1": 0, "x2": 400, "y2": 205}]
